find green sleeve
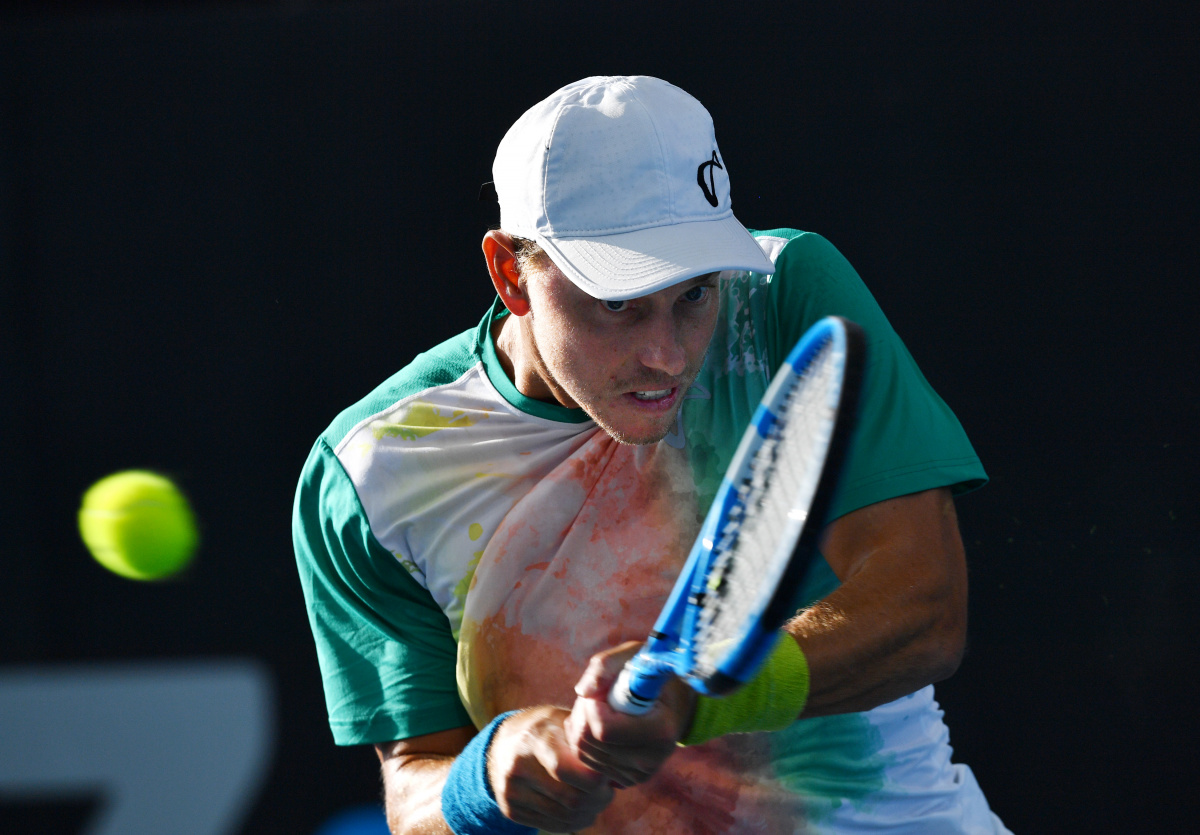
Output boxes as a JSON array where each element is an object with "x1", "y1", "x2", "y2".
[
  {"x1": 292, "y1": 439, "x2": 472, "y2": 745},
  {"x1": 760, "y1": 230, "x2": 987, "y2": 522}
]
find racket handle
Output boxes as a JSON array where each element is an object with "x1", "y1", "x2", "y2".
[{"x1": 608, "y1": 661, "x2": 667, "y2": 715}]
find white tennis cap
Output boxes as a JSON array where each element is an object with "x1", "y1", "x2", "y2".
[{"x1": 493, "y1": 76, "x2": 775, "y2": 301}]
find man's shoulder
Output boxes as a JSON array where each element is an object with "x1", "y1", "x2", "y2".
[
  {"x1": 749, "y1": 228, "x2": 842, "y2": 266},
  {"x1": 750, "y1": 227, "x2": 808, "y2": 244},
  {"x1": 318, "y1": 323, "x2": 484, "y2": 450}
]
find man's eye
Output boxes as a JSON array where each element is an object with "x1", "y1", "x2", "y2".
[
  {"x1": 683, "y1": 286, "x2": 709, "y2": 302},
  {"x1": 603, "y1": 299, "x2": 628, "y2": 312}
]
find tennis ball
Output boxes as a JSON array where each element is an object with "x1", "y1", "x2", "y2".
[{"x1": 78, "y1": 470, "x2": 198, "y2": 580}]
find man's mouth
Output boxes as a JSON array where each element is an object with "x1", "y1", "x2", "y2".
[{"x1": 631, "y1": 389, "x2": 674, "y2": 401}]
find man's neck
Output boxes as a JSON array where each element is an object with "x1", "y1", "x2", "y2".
[
  {"x1": 490, "y1": 313, "x2": 518, "y2": 388},
  {"x1": 490, "y1": 312, "x2": 570, "y2": 407}
]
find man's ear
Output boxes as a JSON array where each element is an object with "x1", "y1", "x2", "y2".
[{"x1": 482, "y1": 230, "x2": 531, "y2": 316}]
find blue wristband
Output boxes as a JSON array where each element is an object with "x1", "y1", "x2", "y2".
[{"x1": 442, "y1": 710, "x2": 536, "y2": 835}]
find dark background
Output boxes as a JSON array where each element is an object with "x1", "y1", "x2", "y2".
[{"x1": 2, "y1": 1, "x2": 1197, "y2": 832}]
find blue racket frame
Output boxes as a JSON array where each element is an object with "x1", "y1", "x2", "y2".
[{"x1": 610, "y1": 316, "x2": 864, "y2": 714}]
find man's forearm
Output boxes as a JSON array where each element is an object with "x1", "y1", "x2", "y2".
[
  {"x1": 379, "y1": 751, "x2": 456, "y2": 835},
  {"x1": 789, "y1": 488, "x2": 969, "y2": 718},
  {"x1": 376, "y1": 726, "x2": 478, "y2": 835},
  {"x1": 787, "y1": 566, "x2": 965, "y2": 716}
]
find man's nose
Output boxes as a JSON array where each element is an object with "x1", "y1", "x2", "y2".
[{"x1": 637, "y1": 318, "x2": 687, "y2": 377}]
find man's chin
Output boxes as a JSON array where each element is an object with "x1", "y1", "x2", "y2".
[
  {"x1": 606, "y1": 427, "x2": 672, "y2": 446},
  {"x1": 588, "y1": 409, "x2": 678, "y2": 447}
]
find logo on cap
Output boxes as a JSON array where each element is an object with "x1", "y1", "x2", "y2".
[{"x1": 696, "y1": 151, "x2": 724, "y2": 207}]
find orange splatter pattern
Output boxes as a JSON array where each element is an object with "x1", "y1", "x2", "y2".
[{"x1": 457, "y1": 433, "x2": 805, "y2": 833}]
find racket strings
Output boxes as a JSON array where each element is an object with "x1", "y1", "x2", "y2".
[{"x1": 692, "y1": 339, "x2": 840, "y2": 673}]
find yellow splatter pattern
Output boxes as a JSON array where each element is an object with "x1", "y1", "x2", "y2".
[
  {"x1": 372, "y1": 401, "x2": 484, "y2": 441},
  {"x1": 450, "y1": 522, "x2": 488, "y2": 640}
]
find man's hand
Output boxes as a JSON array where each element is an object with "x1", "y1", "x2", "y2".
[
  {"x1": 376, "y1": 709, "x2": 614, "y2": 835},
  {"x1": 486, "y1": 707, "x2": 614, "y2": 832},
  {"x1": 565, "y1": 641, "x2": 698, "y2": 788}
]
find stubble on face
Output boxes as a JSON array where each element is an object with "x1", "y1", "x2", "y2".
[
  {"x1": 529, "y1": 324, "x2": 705, "y2": 446},
  {"x1": 520, "y1": 274, "x2": 716, "y2": 447}
]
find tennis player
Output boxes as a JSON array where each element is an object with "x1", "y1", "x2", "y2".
[{"x1": 293, "y1": 75, "x2": 1011, "y2": 834}]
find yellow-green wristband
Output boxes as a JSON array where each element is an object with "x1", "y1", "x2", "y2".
[{"x1": 681, "y1": 636, "x2": 810, "y2": 746}]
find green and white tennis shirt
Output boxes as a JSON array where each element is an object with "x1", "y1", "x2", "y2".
[{"x1": 293, "y1": 230, "x2": 1009, "y2": 833}]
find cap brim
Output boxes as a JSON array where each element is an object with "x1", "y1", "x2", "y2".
[{"x1": 536, "y1": 215, "x2": 776, "y2": 301}]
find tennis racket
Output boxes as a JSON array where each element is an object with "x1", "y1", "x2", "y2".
[{"x1": 609, "y1": 315, "x2": 865, "y2": 714}]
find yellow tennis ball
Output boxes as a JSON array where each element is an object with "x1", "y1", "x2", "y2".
[{"x1": 78, "y1": 470, "x2": 198, "y2": 580}]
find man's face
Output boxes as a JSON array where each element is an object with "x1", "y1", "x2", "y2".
[{"x1": 521, "y1": 263, "x2": 721, "y2": 445}]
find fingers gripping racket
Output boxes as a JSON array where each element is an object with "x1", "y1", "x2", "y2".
[{"x1": 609, "y1": 316, "x2": 866, "y2": 714}]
